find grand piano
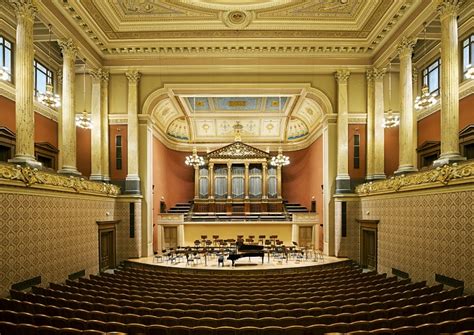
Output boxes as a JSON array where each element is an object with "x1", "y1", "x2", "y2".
[{"x1": 227, "y1": 241, "x2": 265, "y2": 266}]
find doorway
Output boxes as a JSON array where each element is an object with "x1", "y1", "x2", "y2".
[
  {"x1": 163, "y1": 226, "x2": 178, "y2": 249},
  {"x1": 358, "y1": 219, "x2": 379, "y2": 270},
  {"x1": 97, "y1": 220, "x2": 119, "y2": 272},
  {"x1": 299, "y1": 226, "x2": 313, "y2": 248}
]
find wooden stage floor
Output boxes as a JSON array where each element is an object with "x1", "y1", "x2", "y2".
[{"x1": 127, "y1": 254, "x2": 348, "y2": 272}]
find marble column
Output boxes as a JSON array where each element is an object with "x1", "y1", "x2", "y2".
[
  {"x1": 194, "y1": 165, "x2": 199, "y2": 199},
  {"x1": 434, "y1": 0, "x2": 466, "y2": 166},
  {"x1": 209, "y1": 163, "x2": 215, "y2": 199},
  {"x1": 395, "y1": 37, "x2": 418, "y2": 175},
  {"x1": 125, "y1": 70, "x2": 141, "y2": 194},
  {"x1": 244, "y1": 163, "x2": 249, "y2": 199},
  {"x1": 89, "y1": 68, "x2": 104, "y2": 181},
  {"x1": 365, "y1": 69, "x2": 375, "y2": 180},
  {"x1": 335, "y1": 70, "x2": 351, "y2": 192},
  {"x1": 227, "y1": 162, "x2": 232, "y2": 199},
  {"x1": 100, "y1": 71, "x2": 110, "y2": 181},
  {"x1": 373, "y1": 68, "x2": 386, "y2": 179},
  {"x1": 58, "y1": 38, "x2": 80, "y2": 175},
  {"x1": 8, "y1": 0, "x2": 41, "y2": 168}
]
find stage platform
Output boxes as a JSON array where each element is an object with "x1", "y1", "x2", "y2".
[{"x1": 125, "y1": 254, "x2": 350, "y2": 274}]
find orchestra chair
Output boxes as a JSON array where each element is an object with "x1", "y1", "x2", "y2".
[
  {"x1": 153, "y1": 251, "x2": 163, "y2": 263},
  {"x1": 258, "y1": 235, "x2": 266, "y2": 245},
  {"x1": 213, "y1": 235, "x2": 219, "y2": 246}
]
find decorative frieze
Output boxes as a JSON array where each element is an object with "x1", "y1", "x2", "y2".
[
  {"x1": 0, "y1": 163, "x2": 120, "y2": 196},
  {"x1": 356, "y1": 161, "x2": 474, "y2": 195}
]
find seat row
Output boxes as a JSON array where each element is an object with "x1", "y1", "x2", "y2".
[
  {"x1": 0, "y1": 315, "x2": 472, "y2": 335},
  {"x1": 9, "y1": 287, "x2": 461, "y2": 318},
  {"x1": 24, "y1": 283, "x2": 444, "y2": 311}
]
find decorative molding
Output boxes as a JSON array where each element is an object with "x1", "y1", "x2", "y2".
[
  {"x1": 222, "y1": 10, "x2": 253, "y2": 29},
  {"x1": 208, "y1": 141, "x2": 270, "y2": 160},
  {"x1": 0, "y1": 163, "x2": 120, "y2": 196},
  {"x1": 356, "y1": 161, "x2": 474, "y2": 195}
]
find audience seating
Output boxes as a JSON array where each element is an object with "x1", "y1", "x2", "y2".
[{"x1": 1, "y1": 262, "x2": 472, "y2": 334}]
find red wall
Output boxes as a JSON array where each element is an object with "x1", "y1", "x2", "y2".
[
  {"x1": 153, "y1": 137, "x2": 194, "y2": 215},
  {"x1": 0, "y1": 96, "x2": 15, "y2": 131},
  {"x1": 109, "y1": 125, "x2": 128, "y2": 181},
  {"x1": 282, "y1": 136, "x2": 323, "y2": 214},
  {"x1": 348, "y1": 124, "x2": 366, "y2": 180},
  {"x1": 384, "y1": 126, "x2": 399, "y2": 177},
  {"x1": 34, "y1": 113, "x2": 58, "y2": 147},
  {"x1": 459, "y1": 94, "x2": 474, "y2": 130},
  {"x1": 417, "y1": 111, "x2": 441, "y2": 146},
  {"x1": 76, "y1": 128, "x2": 91, "y2": 177}
]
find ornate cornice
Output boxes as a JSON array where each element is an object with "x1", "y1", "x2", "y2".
[
  {"x1": 125, "y1": 70, "x2": 141, "y2": 84},
  {"x1": 397, "y1": 36, "x2": 416, "y2": 58},
  {"x1": 0, "y1": 163, "x2": 120, "y2": 196},
  {"x1": 335, "y1": 70, "x2": 351, "y2": 84},
  {"x1": 356, "y1": 161, "x2": 474, "y2": 196},
  {"x1": 58, "y1": 38, "x2": 78, "y2": 59},
  {"x1": 9, "y1": 0, "x2": 37, "y2": 22}
]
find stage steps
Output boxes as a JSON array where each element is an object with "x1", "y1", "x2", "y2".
[
  {"x1": 167, "y1": 202, "x2": 192, "y2": 214},
  {"x1": 285, "y1": 203, "x2": 309, "y2": 213}
]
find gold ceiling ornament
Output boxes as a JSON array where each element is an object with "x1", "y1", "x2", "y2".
[
  {"x1": 75, "y1": 59, "x2": 92, "y2": 129},
  {"x1": 233, "y1": 121, "x2": 244, "y2": 141},
  {"x1": 222, "y1": 10, "x2": 253, "y2": 29},
  {"x1": 383, "y1": 59, "x2": 399, "y2": 128},
  {"x1": 0, "y1": 162, "x2": 120, "y2": 196},
  {"x1": 37, "y1": 24, "x2": 61, "y2": 109},
  {"x1": 355, "y1": 161, "x2": 474, "y2": 196}
]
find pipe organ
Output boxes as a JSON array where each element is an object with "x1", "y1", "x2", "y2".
[{"x1": 193, "y1": 141, "x2": 283, "y2": 213}]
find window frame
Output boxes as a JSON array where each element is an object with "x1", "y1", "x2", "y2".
[
  {"x1": 0, "y1": 35, "x2": 13, "y2": 82},
  {"x1": 462, "y1": 33, "x2": 474, "y2": 79},
  {"x1": 33, "y1": 59, "x2": 53, "y2": 97},
  {"x1": 422, "y1": 58, "x2": 441, "y2": 97}
]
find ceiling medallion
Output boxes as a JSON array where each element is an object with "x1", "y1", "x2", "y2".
[{"x1": 222, "y1": 10, "x2": 253, "y2": 29}]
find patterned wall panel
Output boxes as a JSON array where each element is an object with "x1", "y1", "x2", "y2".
[
  {"x1": 346, "y1": 188, "x2": 474, "y2": 294},
  {"x1": 0, "y1": 188, "x2": 141, "y2": 298}
]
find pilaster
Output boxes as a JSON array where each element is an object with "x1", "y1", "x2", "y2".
[
  {"x1": 373, "y1": 68, "x2": 386, "y2": 180},
  {"x1": 125, "y1": 70, "x2": 141, "y2": 194},
  {"x1": 335, "y1": 69, "x2": 351, "y2": 193}
]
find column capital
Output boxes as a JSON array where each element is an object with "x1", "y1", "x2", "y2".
[
  {"x1": 366, "y1": 68, "x2": 375, "y2": 82},
  {"x1": 126, "y1": 70, "x2": 141, "y2": 84},
  {"x1": 373, "y1": 68, "x2": 386, "y2": 80},
  {"x1": 397, "y1": 36, "x2": 416, "y2": 58},
  {"x1": 58, "y1": 38, "x2": 78, "y2": 59},
  {"x1": 9, "y1": 0, "x2": 37, "y2": 22},
  {"x1": 90, "y1": 68, "x2": 109, "y2": 82},
  {"x1": 436, "y1": 0, "x2": 461, "y2": 19},
  {"x1": 335, "y1": 69, "x2": 350, "y2": 84}
]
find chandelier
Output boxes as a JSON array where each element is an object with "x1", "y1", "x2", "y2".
[
  {"x1": 38, "y1": 24, "x2": 61, "y2": 108},
  {"x1": 466, "y1": 64, "x2": 474, "y2": 80},
  {"x1": 0, "y1": 67, "x2": 10, "y2": 81},
  {"x1": 270, "y1": 147, "x2": 290, "y2": 167},
  {"x1": 384, "y1": 59, "x2": 400, "y2": 128},
  {"x1": 75, "y1": 59, "x2": 92, "y2": 129},
  {"x1": 184, "y1": 97, "x2": 205, "y2": 167},
  {"x1": 414, "y1": 23, "x2": 437, "y2": 110},
  {"x1": 185, "y1": 148, "x2": 205, "y2": 167}
]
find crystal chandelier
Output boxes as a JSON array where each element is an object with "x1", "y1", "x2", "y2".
[
  {"x1": 75, "y1": 59, "x2": 92, "y2": 129},
  {"x1": 384, "y1": 59, "x2": 400, "y2": 128},
  {"x1": 465, "y1": 64, "x2": 474, "y2": 80},
  {"x1": 414, "y1": 23, "x2": 437, "y2": 110},
  {"x1": 184, "y1": 97, "x2": 205, "y2": 167},
  {"x1": 270, "y1": 147, "x2": 290, "y2": 167},
  {"x1": 38, "y1": 24, "x2": 61, "y2": 108},
  {"x1": 185, "y1": 147, "x2": 205, "y2": 167}
]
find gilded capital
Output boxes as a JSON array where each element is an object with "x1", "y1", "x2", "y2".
[
  {"x1": 58, "y1": 38, "x2": 78, "y2": 59},
  {"x1": 436, "y1": 0, "x2": 461, "y2": 19},
  {"x1": 397, "y1": 36, "x2": 416, "y2": 58},
  {"x1": 373, "y1": 67, "x2": 386, "y2": 80},
  {"x1": 335, "y1": 69, "x2": 350, "y2": 84},
  {"x1": 90, "y1": 68, "x2": 109, "y2": 82},
  {"x1": 366, "y1": 68, "x2": 375, "y2": 82},
  {"x1": 126, "y1": 70, "x2": 141, "y2": 84},
  {"x1": 9, "y1": 0, "x2": 37, "y2": 22}
]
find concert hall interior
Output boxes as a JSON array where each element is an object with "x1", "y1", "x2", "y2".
[{"x1": 0, "y1": 0, "x2": 473, "y2": 334}]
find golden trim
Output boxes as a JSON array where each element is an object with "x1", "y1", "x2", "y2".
[
  {"x1": 0, "y1": 163, "x2": 120, "y2": 196},
  {"x1": 355, "y1": 161, "x2": 474, "y2": 196}
]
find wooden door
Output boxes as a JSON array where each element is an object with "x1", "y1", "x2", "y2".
[
  {"x1": 99, "y1": 230, "x2": 115, "y2": 272},
  {"x1": 164, "y1": 227, "x2": 178, "y2": 249},
  {"x1": 361, "y1": 229, "x2": 377, "y2": 270},
  {"x1": 299, "y1": 226, "x2": 313, "y2": 248}
]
